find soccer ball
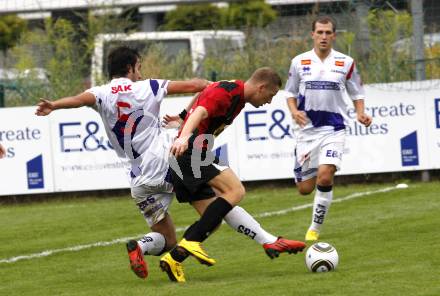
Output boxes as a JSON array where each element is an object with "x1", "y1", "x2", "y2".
[{"x1": 305, "y1": 242, "x2": 339, "y2": 272}]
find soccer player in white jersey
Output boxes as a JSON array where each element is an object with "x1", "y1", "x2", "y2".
[
  {"x1": 284, "y1": 16, "x2": 372, "y2": 241},
  {"x1": 35, "y1": 46, "x2": 209, "y2": 279},
  {"x1": 36, "y1": 46, "x2": 305, "y2": 282}
]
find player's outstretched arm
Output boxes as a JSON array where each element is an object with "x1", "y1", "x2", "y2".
[
  {"x1": 170, "y1": 106, "x2": 208, "y2": 157},
  {"x1": 167, "y1": 78, "x2": 209, "y2": 95},
  {"x1": 353, "y1": 99, "x2": 372, "y2": 127},
  {"x1": 35, "y1": 92, "x2": 96, "y2": 116}
]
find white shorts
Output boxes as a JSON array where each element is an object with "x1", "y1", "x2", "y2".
[
  {"x1": 131, "y1": 180, "x2": 173, "y2": 227},
  {"x1": 293, "y1": 130, "x2": 345, "y2": 183}
]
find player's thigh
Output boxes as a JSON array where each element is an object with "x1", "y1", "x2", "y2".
[
  {"x1": 318, "y1": 131, "x2": 345, "y2": 169},
  {"x1": 296, "y1": 177, "x2": 317, "y2": 195},
  {"x1": 207, "y1": 168, "x2": 245, "y2": 206},
  {"x1": 131, "y1": 182, "x2": 174, "y2": 228},
  {"x1": 317, "y1": 133, "x2": 344, "y2": 185},
  {"x1": 293, "y1": 143, "x2": 319, "y2": 195}
]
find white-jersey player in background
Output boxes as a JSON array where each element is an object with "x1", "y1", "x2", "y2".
[
  {"x1": 285, "y1": 16, "x2": 372, "y2": 241},
  {"x1": 36, "y1": 46, "x2": 305, "y2": 282}
]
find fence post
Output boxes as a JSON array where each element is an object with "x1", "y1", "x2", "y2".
[
  {"x1": 210, "y1": 70, "x2": 217, "y2": 82},
  {"x1": 0, "y1": 84, "x2": 4, "y2": 107},
  {"x1": 411, "y1": 0, "x2": 430, "y2": 182}
]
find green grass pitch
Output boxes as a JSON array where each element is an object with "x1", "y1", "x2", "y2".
[{"x1": 1, "y1": 182, "x2": 439, "y2": 296}]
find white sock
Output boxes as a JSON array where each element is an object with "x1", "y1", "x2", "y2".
[
  {"x1": 309, "y1": 185, "x2": 333, "y2": 232},
  {"x1": 137, "y1": 232, "x2": 166, "y2": 256},
  {"x1": 224, "y1": 206, "x2": 277, "y2": 245}
]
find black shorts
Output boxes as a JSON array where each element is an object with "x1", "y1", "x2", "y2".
[{"x1": 170, "y1": 149, "x2": 225, "y2": 203}]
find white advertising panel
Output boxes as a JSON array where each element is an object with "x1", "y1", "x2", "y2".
[
  {"x1": 232, "y1": 91, "x2": 296, "y2": 181},
  {"x1": 0, "y1": 107, "x2": 54, "y2": 195},
  {"x1": 228, "y1": 84, "x2": 439, "y2": 180},
  {"x1": 424, "y1": 90, "x2": 440, "y2": 168},
  {"x1": 2, "y1": 81, "x2": 440, "y2": 196},
  {"x1": 340, "y1": 85, "x2": 431, "y2": 174},
  {"x1": 48, "y1": 107, "x2": 129, "y2": 192}
]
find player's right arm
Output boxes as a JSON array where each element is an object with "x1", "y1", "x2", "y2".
[
  {"x1": 286, "y1": 97, "x2": 307, "y2": 128},
  {"x1": 35, "y1": 92, "x2": 96, "y2": 116},
  {"x1": 285, "y1": 57, "x2": 307, "y2": 127},
  {"x1": 170, "y1": 106, "x2": 208, "y2": 157}
]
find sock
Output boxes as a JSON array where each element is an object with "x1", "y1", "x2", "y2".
[
  {"x1": 169, "y1": 222, "x2": 199, "y2": 262},
  {"x1": 137, "y1": 232, "x2": 166, "y2": 256},
  {"x1": 309, "y1": 185, "x2": 333, "y2": 232},
  {"x1": 170, "y1": 245, "x2": 190, "y2": 263},
  {"x1": 184, "y1": 197, "x2": 233, "y2": 242},
  {"x1": 224, "y1": 206, "x2": 277, "y2": 245}
]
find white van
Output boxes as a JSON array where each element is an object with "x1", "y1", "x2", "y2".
[{"x1": 91, "y1": 30, "x2": 245, "y2": 86}]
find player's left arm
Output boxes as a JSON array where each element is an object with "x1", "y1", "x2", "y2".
[
  {"x1": 345, "y1": 60, "x2": 372, "y2": 127},
  {"x1": 167, "y1": 78, "x2": 209, "y2": 95},
  {"x1": 35, "y1": 92, "x2": 96, "y2": 116},
  {"x1": 353, "y1": 99, "x2": 372, "y2": 127},
  {"x1": 170, "y1": 106, "x2": 208, "y2": 157}
]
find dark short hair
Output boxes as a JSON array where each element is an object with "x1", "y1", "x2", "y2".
[
  {"x1": 312, "y1": 15, "x2": 336, "y2": 32},
  {"x1": 250, "y1": 67, "x2": 282, "y2": 88},
  {"x1": 107, "y1": 46, "x2": 140, "y2": 79}
]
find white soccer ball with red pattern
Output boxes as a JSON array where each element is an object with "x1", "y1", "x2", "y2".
[{"x1": 305, "y1": 242, "x2": 339, "y2": 272}]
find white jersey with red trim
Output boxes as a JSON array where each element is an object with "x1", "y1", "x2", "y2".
[
  {"x1": 285, "y1": 49, "x2": 365, "y2": 140},
  {"x1": 86, "y1": 77, "x2": 172, "y2": 187}
]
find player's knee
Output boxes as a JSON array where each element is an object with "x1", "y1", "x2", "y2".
[
  {"x1": 233, "y1": 184, "x2": 246, "y2": 202},
  {"x1": 298, "y1": 186, "x2": 314, "y2": 195},
  {"x1": 237, "y1": 184, "x2": 246, "y2": 198},
  {"x1": 317, "y1": 175, "x2": 333, "y2": 186},
  {"x1": 225, "y1": 184, "x2": 245, "y2": 205}
]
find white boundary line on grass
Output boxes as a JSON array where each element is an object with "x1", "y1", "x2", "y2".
[{"x1": 0, "y1": 185, "x2": 403, "y2": 264}]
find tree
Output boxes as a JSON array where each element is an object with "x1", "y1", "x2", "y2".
[
  {"x1": 362, "y1": 9, "x2": 413, "y2": 83},
  {"x1": 162, "y1": 4, "x2": 223, "y2": 31},
  {"x1": 0, "y1": 14, "x2": 26, "y2": 66},
  {"x1": 223, "y1": 0, "x2": 277, "y2": 29}
]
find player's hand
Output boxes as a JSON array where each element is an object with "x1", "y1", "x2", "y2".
[
  {"x1": 170, "y1": 136, "x2": 189, "y2": 157},
  {"x1": 36, "y1": 98, "x2": 55, "y2": 116},
  {"x1": 162, "y1": 114, "x2": 182, "y2": 129},
  {"x1": 292, "y1": 110, "x2": 308, "y2": 127},
  {"x1": 0, "y1": 144, "x2": 6, "y2": 159},
  {"x1": 357, "y1": 113, "x2": 372, "y2": 127}
]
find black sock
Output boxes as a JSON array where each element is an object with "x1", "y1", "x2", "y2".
[
  {"x1": 169, "y1": 221, "x2": 198, "y2": 262},
  {"x1": 317, "y1": 185, "x2": 333, "y2": 192},
  {"x1": 184, "y1": 197, "x2": 233, "y2": 242},
  {"x1": 183, "y1": 221, "x2": 198, "y2": 238},
  {"x1": 170, "y1": 246, "x2": 190, "y2": 263}
]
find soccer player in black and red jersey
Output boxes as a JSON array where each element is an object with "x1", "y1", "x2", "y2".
[{"x1": 159, "y1": 67, "x2": 306, "y2": 282}]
